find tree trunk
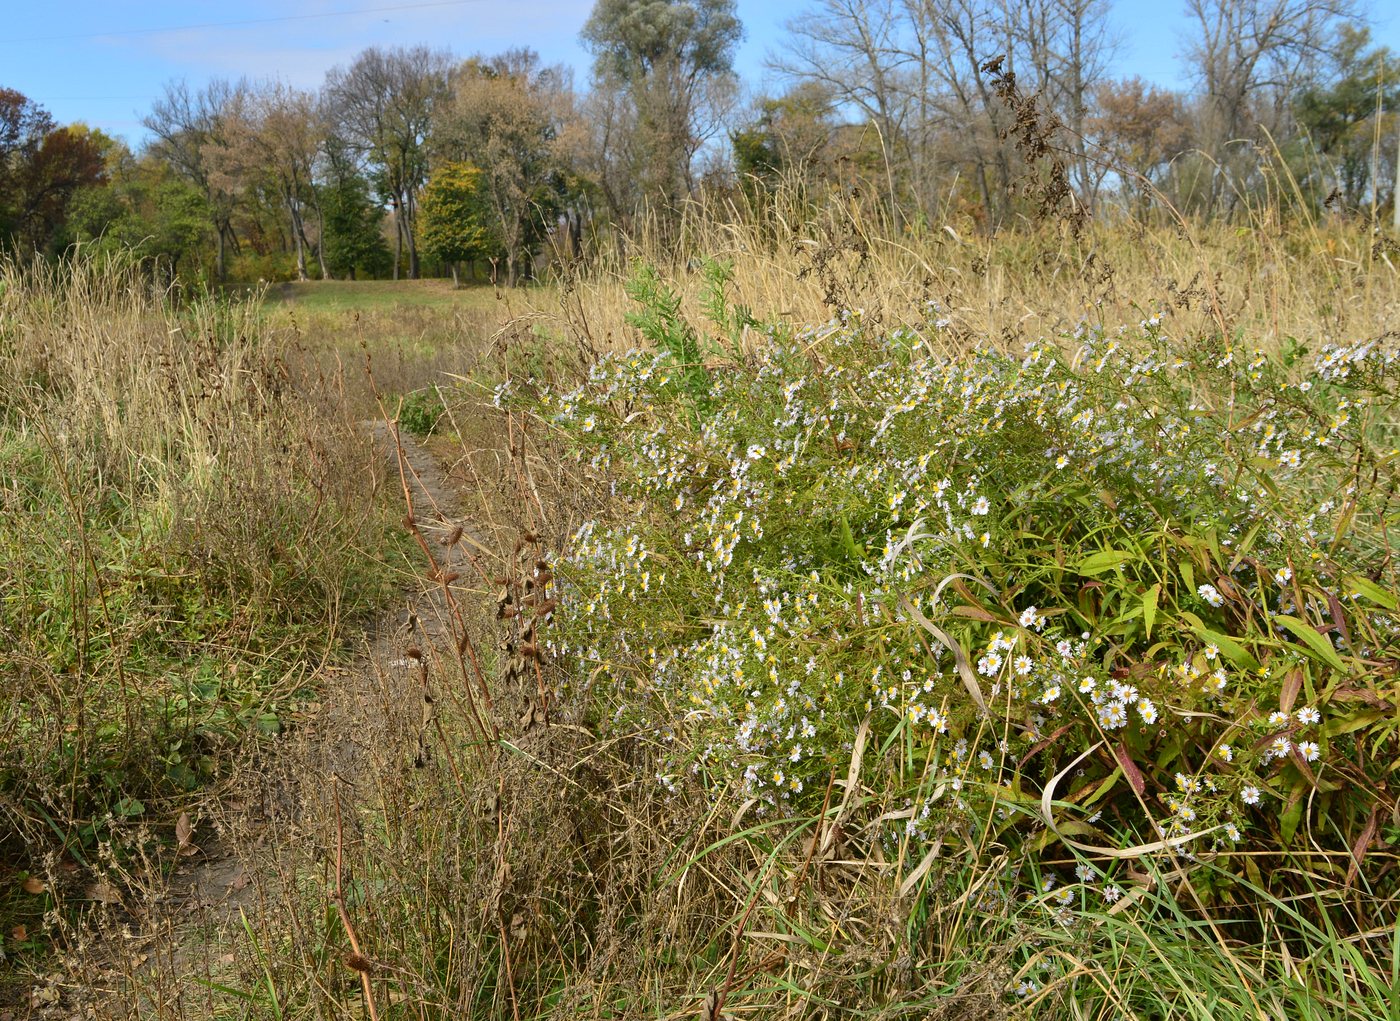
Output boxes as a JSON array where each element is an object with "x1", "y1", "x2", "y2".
[
  {"x1": 450, "y1": 262, "x2": 460, "y2": 288},
  {"x1": 392, "y1": 205, "x2": 403, "y2": 281},
  {"x1": 404, "y1": 189, "x2": 420, "y2": 279},
  {"x1": 289, "y1": 195, "x2": 308, "y2": 282},
  {"x1": 313, "y1": 191, "x2": 329, "y2": 280}
]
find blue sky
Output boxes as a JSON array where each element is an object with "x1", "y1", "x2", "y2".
[{"x1": 8, "y1": 0, "x2": 1400, "y2": 145}]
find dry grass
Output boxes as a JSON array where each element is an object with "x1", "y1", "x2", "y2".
[
  {"x1": 0, "y1": 252, "x2": 404, "y2": 1001},
  {"x1": 7, "y1": 188, "x2": 1400, "y2": 1019},
  {"x1": 540, "y1": 187, "x2": 1400, "y2": 361}
]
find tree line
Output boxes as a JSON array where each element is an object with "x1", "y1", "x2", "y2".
[{"x1": 1, "y1": 0, "x2": 1396, "y2": 285}]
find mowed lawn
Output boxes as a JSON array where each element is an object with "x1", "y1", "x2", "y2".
[{"x1": 260, "y1": 278, "x2": 511, "y2": 316}]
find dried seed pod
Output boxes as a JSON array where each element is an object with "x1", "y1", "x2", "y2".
[
  {"x1": 345, "y1": 953, "x2": 374, "y2": 974},
  {"x1": 443, "y1": 524, "x2": 464, "y2": 547},
  {"x1": 406, "y1": 647, "x2": 423, "y2": 661}
]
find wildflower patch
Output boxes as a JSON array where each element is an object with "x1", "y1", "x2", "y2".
[{"x1": 510, "y1": 274, "x2": 1400, "y2": 905}]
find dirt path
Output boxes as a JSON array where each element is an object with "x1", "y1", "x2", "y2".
[{"x1": 45, "y1": 424, "x2": 486, "y2": 1020}]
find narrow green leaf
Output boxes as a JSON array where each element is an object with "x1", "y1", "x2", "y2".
[
  {"x1": 1142, "y1": 583, "x2": 1160, "y2": 639},
  {"x1": 1186, "y1": 621, "x2": 1259, "y2": 671}
]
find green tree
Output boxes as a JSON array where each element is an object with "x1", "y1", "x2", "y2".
[
  {"x1": 1294, "y1": 25, "x2": 1399, "y2": 213},
  {"x1": 320, "y1": 170, "x2": 390, "y2": 279},
  {"x1": 65, "y1": 153, "x2": 211, "y2": 284},
  {"x1": 418, "y1": 161, "x2": 491, "y2": 286},
  {"x1": 323, "y1": 47, "x2": 452, "y2": 280},
  {"x1": 435, "y1": 50, "x2": 572, "y2": 286}
]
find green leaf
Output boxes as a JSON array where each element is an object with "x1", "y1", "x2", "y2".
[
  {"x1": 1185, "y1": 620, "x2": 1259, "y2": 671},
  {"x1": 1273, "y1": 614, "x2": 1348, "y2": 674},
  {"x1": 1078, "y1": 550, "x2": 1134, "y2": 575},
  {"x1": 1142, "y1": 583, "x2": 1160, "y2": 639},
  {"x1": 1343, "y1": 574, "x2": 1398, "y2": 611},
  {"x1": 1280, "y1": 794, "x2": 1304, "y2": 844}
]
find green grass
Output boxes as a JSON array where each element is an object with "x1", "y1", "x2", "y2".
[
  {"x1": 0, "y1": 255, "x2": 410, "y2": 975},
  {"x1": 260, "y1": 278, "x2": 508, "y2": 315}
]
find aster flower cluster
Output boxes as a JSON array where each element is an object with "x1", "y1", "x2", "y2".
[{"x1": 512, "y1": 300, "x2": 1399, "y2": 882}]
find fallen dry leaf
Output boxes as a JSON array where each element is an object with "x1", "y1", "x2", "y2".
[
  {"x1": 10, "y1": 925, "x2": 27, "y2": 941},
  {"x1": 86, "y1": 881, "x2": 121, "y2": 904},
  {"x1": 20, "y1": 876, "x2": 44, "y2": 895},
  {"x1": 175, "y1": 811, "x2": 199, "y2": 856}
]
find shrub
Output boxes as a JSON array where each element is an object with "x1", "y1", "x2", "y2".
[
  {"x1": 515, "y1": 268, "x2": 1400, "y2": 921},
  {"x1": 398, "y1": 385, "x2": 448, "y2": 437}
]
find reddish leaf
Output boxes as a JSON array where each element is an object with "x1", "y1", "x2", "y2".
[
  {"x1": 1019, "y1": 724, "x2": 1074, "y2": 769},
  {"x1": 1346, "y1": 808, "x2": 1378, "y2": 888},
  {"x1": 1327, "y1": 592, "x2": 1352, "y2": 648},
  {"x1": 1112, "y1": 743, "x2": 1146, "y2": 797},
  {"x1": 1279, "y1": 667, "x2": 1303, "y2": 714}
]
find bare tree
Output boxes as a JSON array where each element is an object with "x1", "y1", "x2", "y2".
[
  {"x1": 1183, "y1": 0, "x2": 1358, "y2": 212},
  {"x1": 771, "y1": 1, "x2": 916, "y2": 217},
  {"x1": 323, "y1": 46, "x2": 451, "y2": 279},
  {"x1": 581, "y1": 0, "x2": 743, "y2": 223},
  {"x1": 213, "y1": 82, "x2": 325, "y2": 281},
  {"x1": 143, "y1": 79, "x2": 246, "y2": 280}
]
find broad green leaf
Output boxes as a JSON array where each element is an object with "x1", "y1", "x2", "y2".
[
  {"x1": 1186, "y1": 621, "x2": 1259, "y2": 671},
  {"x1": 1343, "y1": 574, "x2": 1398, "y2": 611},
  {"x1": 1280, "y1": 795, "x2": 1304, "y2": 844},
  {"x1": 1273, "y1": 614, "x2": 1347, "y2": 674},
  {"x1": 1078, "y1": 550, "x2": 1134, "y2": 575}
]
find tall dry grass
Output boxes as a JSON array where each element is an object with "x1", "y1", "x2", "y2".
[
  {"x1": 0, "y1": 252, "x2": 401, "y2": 947},
  {"x1": 538, "y1": 179, "x2": 1400, "y2": 363}
]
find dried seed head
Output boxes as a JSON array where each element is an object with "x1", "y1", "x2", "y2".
[
  {"x1": 520, "y1": 643, "x2": 540, "y2": 661},
  {"x1": 443, "y1": 524, "x2": 464, "y2": 547},
  {"x1": 345, "y1": 953, "x2": 374, "y2": 974},
  {"x1": 402, "y1": 514, "x2": 416, "y2": 529},
  {"x1": 521, "y1": 530, "x2": 539, "y2": 544},
  {"x1": 493, "y1": 575, "x2": 510, "y2": 586},
  {"x1": 406, "y1": 647, "x2": 423, "y2": 661},
  {"x1": 440, "y1": 571, "x2": 461, "y2": 585}
]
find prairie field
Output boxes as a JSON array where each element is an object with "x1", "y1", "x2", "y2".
[{"x1": 3, "y1": 199, "x2": 1400, "y2": 1021}]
